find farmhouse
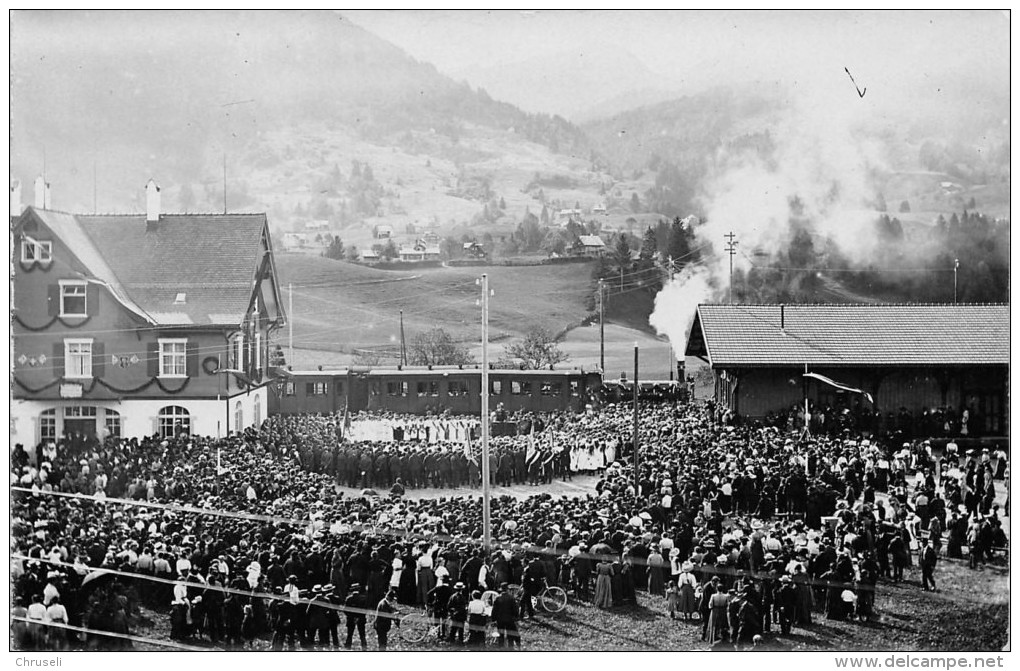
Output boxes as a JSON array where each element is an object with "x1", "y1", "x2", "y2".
[
  {"x1": 684, "y1": 303, "x2": 1008, "y2": 436},
  {"x1": 374, "y1": 224, "x2": 394, "y2": 239},
  {"x1": 11, "y1": 179, "x2": 286, "y2": 446},
  {"x1": 463, "y1": 241, "x2": 487, "y2": 259},
  {"x1": 576, "y1": 234, "x2": 607, "y2": 257}
]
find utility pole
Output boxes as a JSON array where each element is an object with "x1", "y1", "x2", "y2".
[
  {"x1": 954, "y1": 258, "x2": 960, "y2": 304},
  {"x1": 480, "y1": 274, "x2": 492, "y2": 550},
  {"x1": 288, "y1": 283, "x2": 294, "y2": 367},
  {"x1": 399, "y1": 310, "x2": 407, "y2": 366},
  {"x1": 724, "y1": 232, "x2": 738, "y2": 303},
  {"x1": 666, "y1": 256, "x2": 675, "y2": 381},
  {"x1": 633, "y1": 342, "x2": 640, "y2": 501},
  {"x1": 598, "y1": 279, "x2": 605, "y2": 372},
  {"x1": 93, "y1": 160, "x2": 97, "y2": 214}
]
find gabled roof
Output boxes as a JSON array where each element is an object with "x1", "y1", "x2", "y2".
[
  {"x1": 578, "y1": 235, "x2": 605, "y2": 247},
  {"x1": 21, "y1": 208, "x2": 276, "y2": 327},
  {"x1": 686, "y1": 303, "x2": 1009, "y2": 368}
]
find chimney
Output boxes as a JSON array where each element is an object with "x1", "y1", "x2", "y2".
[
  {"x1": 44, "y1": 182, "x2": 51, "y2": 209},
  {"x1": 780, "y1": 304, "x2": 786, "y2": 333},
  {"x1": 145, "y1": 179, "x2": 161, "y2": 224},
  {"x1": 10, "y1": 180, "x2": 22, "y2": 217},
  {"x1": 33, "y1": 175, "x2": 46, "y2": 209}
]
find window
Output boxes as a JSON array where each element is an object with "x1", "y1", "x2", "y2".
[
  {"x1": 449, "y1": 380, "x2": 469, "y2": 397},
  {"x1": 253, "y1": 395, "x2": 261, "y2": 427},
  {"x1": 541, "y1": 382, "x2": 563, "y2": 397},
  {"x1": 39, "y1": 409, "x2": 56, "y2": 443},
  {"x1": 158, "y1": 406, "x2": 190, "y2": 437},
  {"x1": 283, "y1": 382, "x2": 295, "y2": 396},
  {"x1": 21, "y1": 239, "x2": 52, "y2": 263},
  {"x1": 158, "y1": 339, "x2": 187, "y2": 377},
  {"x1": 490, "y1": 380, "x2": 502, "y2": 395},
  {"x1": 369, "y1": 381, "x2": 381, "y2": 397},
  {"x1": 64, "y1": 406, "x2": 97, "y2": 417},
  {"x1": 64, "y1": 339, "x2": 93, "y2": 378},
  {"x1": 235, "y1": 402, "x2": 244, "y2": 429},
  {"x1": 306, "y1": 382, "x2": 328, "y2": 396},
  {"x1": 417, "y1": 381, "x2": 438, "y2": 397},
  {"x1": 59, "y1": 281, "x2": 87, "y2": 317},
  {"x1": 387, "y1": 381, "x2": 408, "y2": 397},
  {"x1": 229, "y1": 333, "x2": 244, "y2": 370},
  {"x1": 104, "y1": 409, "x2": 121, "y2": 438},
  {"x1": 570, "y1": 380, "x2": 580, "y2": 397},
  {"x1": 511, "y1": 380, "x2": 531, "y2": 396}
]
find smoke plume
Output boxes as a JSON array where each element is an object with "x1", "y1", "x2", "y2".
[{"x1": 649, "y1": 264, "x2": 714, "y2": 357}]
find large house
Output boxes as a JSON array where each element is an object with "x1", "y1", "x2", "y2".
[
  {"x1": 684, "y1": 303, "x2": 1008, "y2": 436},
  {"x1": 11, "y1": 179, "x2": 286, "y2": 447}
]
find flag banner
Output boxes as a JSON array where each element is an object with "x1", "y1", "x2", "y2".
[
  {"x1": 526, "y1": 423, "x2": 537, "y2": 462},
  {"x1": 341, "y1": 396, "x2": 351, "y2": 441},
  {"x1": 803, "y1": 372, "x2": 874, "y2": 404}
]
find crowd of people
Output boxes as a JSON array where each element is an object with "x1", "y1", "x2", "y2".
[{"x1": 9, "y1": 397, "x2": 1009, "y2": 652}]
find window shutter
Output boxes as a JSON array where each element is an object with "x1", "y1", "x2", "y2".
[
  {"x1": 186, "y1": 341, "x2": 199, "y2": 377},
  {"x1": 92, "y1": 341, "x2": 105, "y2": 378},
  {"x1": 52, "y1": 342, "x2": 64, "y2": 377},
  {"x1": 243, "y1": 337, "x2": 251, "y2": 373},
  {"x1": 47, "y1": 285, "x2": 60, "y2": 316},
  {"x1": 147, "y1": 342, "x2": 159, "y2": 378},
  {"x1": 87, "y1": 283, "x2": 100, "y2": 316}
]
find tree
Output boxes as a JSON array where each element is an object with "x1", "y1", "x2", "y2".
[
  {"x1": 322, "y1": 235, "x2": 345, "y2": 260},
  {"x1": 639, "y1": 226, "x2": 658, "y2": 263},
  {"x1": 614, "y1": 233, "x2": 632, "y2": 273},
  {"x1": 540, "y1": 205, "x2": 550, "y2": 225},
  {"x1": 630, "y1": 192, "x2": 641, "y2": 213},
  {"x1": 499, "y1": 196, "x2": 506, "y2": 210},
  {"x1": 345, "y1": 245, "x2": 360, "y2": 262},
  {"x1": 666, "y1": 216, "x2": 692, "y2": 268},
  {"x1": 503, "y1": 327, "x2": 569, "y2": 369},
  {"x1": 899, "y1": 200, "x2": 911, "y2": 213},
  {"x1": 381, "y1": 239, "x2": 399, "y2": 260},
  {"x1": 408, "y1": 328, "x2": 474, "y2": 366}
]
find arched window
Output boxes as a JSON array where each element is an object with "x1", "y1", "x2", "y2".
[
  {"x1": 253, "y1": 394, "x2": 261, "y2": 428},
  {"x1": 235, "y1": 401, "x2": 244, "y2": 431},
  {"x1": 158, "y1": 406, "x2": 190, "y2": 438}
]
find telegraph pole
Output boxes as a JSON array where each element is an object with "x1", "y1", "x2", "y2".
[
  {"x1": 598, "y1": 279, "x2": 605, "y2": 372},
  {"x1": 633, "y1": 342, "x2": 640, "y2": 501},
  {"x1": 954, "y1": 258, "x2": 960, "y2": 304},
  {"x1": 480, "y1": 274, "x2": 492, "y2": 549},
  {"x1": 724, "y1": 232, "x2": 738, "y2": 303},
  {"x1": 666, "y1": 256, "x2": 675, "y2": 380},
  {"x1": 288, "y1": 283, "x2": 294, "y2": 367}
]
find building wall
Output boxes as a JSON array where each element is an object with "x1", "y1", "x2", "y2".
[{"x1": 11, "y1": 385, "x2": 268, "y2": 448}]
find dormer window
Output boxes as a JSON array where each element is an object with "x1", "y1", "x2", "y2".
[
  {"x1": 174, "y1": 292, "x2": 187, "y2": 305},
  {"x1": 21, "y1": 239, "x2": 52, "y2": 263},
  {"x1": 59, "y1": 280, "x2": 88, "y2": 317}
]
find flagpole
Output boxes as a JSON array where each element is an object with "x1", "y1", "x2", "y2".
[{"x1": 803, "y1": 363, "x2": 810, "y2": 437}]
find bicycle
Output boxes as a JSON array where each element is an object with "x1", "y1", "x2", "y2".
[{"x1": 509, "y1": 578, "x2": 568, "y2": 614}]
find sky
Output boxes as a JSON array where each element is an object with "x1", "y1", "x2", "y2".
[{"x1": 344, "y1": 9, "x2": 1009, "y2": 110}]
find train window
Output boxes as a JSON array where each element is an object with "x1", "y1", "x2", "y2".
[
  {"x1": 306, "y1": 382, "x2": 328, "y2": 396},
  {"x1": 369, "y1": 381, "x2": 381, "y2": 396},
  {"x1": 283, "y1": 382, "x2": 295, "y2": 396},
  {"x1": 417, "y1": 381, "x2": 439, "y2": 397},
  {"x1": 511, "y1": 381, "x2": 531, "y2": 396},
  {"x1": 570, "y1": 380, "x2": 580, "y2": 397},
  {"x1": 387, "y1": 381, "x2": 408, "y2": 397},
  {"x1": 490, "y1": 380, "x2": 502, "y2": 395},
  {"x1": 541, "y1": 382, "x2": 563, "y2": 396},
  {"x1": 449, "y1": 380, "x2": 469, "y2": 397}
]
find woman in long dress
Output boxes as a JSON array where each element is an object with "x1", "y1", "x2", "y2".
[
  {"x1": 706, "y1": 588, "x2": 730, "y2": 644},
  {"x1": 677, "y1": 562, "x2": 699, "y2": 620},
  {"x1": 647, "y1": 549, "x2": 665, "y2": 596},
  {"x1": 593, "y1": 559, "x2": 614, "y2": 609}
]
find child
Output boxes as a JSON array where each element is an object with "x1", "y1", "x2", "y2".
[
  {"x1": 665, "y1": 582, "x2": 680, "y2": 620},
  {"x1": 241, "y1": 604, "x2": 257, "y2": 649}
]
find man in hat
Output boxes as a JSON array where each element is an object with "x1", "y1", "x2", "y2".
[
  {"x1": 343, "y1": 583, "x2": 368, "y2": 650},
  {"x1": 491, "y1": 582, "x2": 521, "y2": 649},
  {"x1": 920, "y1": 537, "x2": 938, "y2": 591},
  {"x1": 447, "y1": 582, "x2": 468, "y2": 645},
  {"x1": 374, "y1": 589, "x2": 398, "y2": 651}
]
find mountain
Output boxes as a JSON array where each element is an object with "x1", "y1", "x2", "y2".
[
  {"x1": 450, "y1": 46, "x2": 668, "y2": 121},
  {"x1": 10, "y1": 10, "x2": 595, "y2": 224}
]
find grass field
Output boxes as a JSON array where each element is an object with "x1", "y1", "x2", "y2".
[{"x1": 277, "y1": 254, "x2": 596, "y2": 358}]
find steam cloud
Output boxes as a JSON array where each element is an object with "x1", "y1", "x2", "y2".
[{"x1": 649, "y1": 264, "x2": 715, "y2": 358}]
